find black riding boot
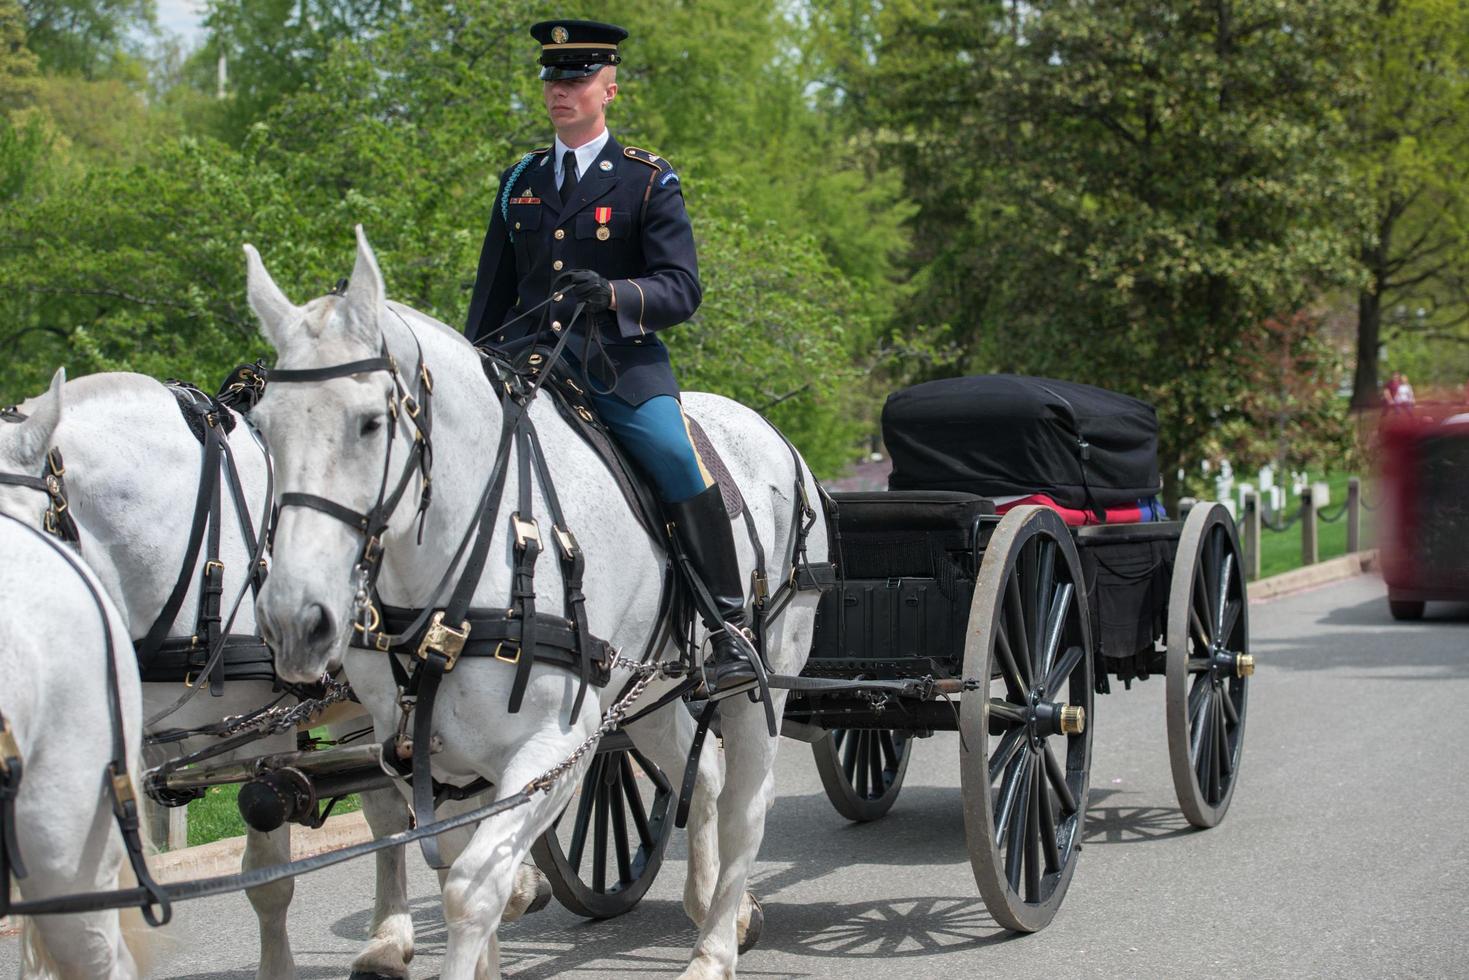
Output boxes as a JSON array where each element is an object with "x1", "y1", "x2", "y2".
[{"x1": 668, "y1": 483, "x2": 758, "y2": 692}]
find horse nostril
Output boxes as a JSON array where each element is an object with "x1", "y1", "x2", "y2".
[{"x1": 304, "y1": 603, "x2": 335, "y2": 647}]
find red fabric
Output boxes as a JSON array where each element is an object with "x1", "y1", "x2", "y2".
[{"x1": 994, "y1": 493, "x2": 1145, "y2": 527}]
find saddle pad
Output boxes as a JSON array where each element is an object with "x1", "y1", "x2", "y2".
[{"x1": 685, "y1": 415, "x2": 745, "y2": 520}]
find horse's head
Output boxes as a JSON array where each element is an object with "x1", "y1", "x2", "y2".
[
  {"x1": 0, "y1": 368, "x2": 65, "y2": 526},
  {"x1": 249, "y1": 226, "x2": 413, "y2": 683}
]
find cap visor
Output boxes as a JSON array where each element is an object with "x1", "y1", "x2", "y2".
[{"x1": 539, "y1": 64, "x2": 605, "y2": 81}]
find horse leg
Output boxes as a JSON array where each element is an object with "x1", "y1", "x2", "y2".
[
  {"x1": 348, "y1": 787, "x2": 414, "y2": 980},
  {"x1": 244, "y1": 823, "x2": 297, "y2": 980},
  {"x1": 678, "y1": 693, "x2": 784, "y2": 980},
  {"x1": 438, "y1": 755, "x2": 584, "y2": 980},
  {"x1": 427, "y1": 794, "x2": 551, "y2": 923},
  {"x1": 625, "y1": 700, "x2": 725, "y2": 927}
]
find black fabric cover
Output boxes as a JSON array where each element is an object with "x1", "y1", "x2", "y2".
[{"x1": 883, "y1": 375, "x2": 1161, "y2": 510}]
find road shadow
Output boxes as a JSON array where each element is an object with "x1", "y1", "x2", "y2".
[
  {"x1": 1082, "y1": 788, "x2": 1196, "y2": 845},
  {"x1": 1250, "y1": 594, "x2": 1469, "y2": 677}
]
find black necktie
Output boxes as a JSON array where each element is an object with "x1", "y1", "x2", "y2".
[{"x1": 560, "y1": 150, "x2": 579, "y2": 201}]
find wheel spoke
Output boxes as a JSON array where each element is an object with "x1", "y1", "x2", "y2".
[
  {"x1": 1043, "y1": 644, "x2": 1084, "y2": 700},
  {"x1": 852, "y1": 731, "x2": 871, "y2": 798},
  {"x1": 841, "y1": 729, "x2": 860, "y2": 785},
  {"x1": 867, "y1": 730, "x2": 886, "y2": 798},
  {"x1": 1189, "y1": 682, "x2": 1211, "y2": 764},
  {"x1": 592, "y1": 767, "x2": 610, "y2": 894},
  {"x1": 1005, "y1": 569, "x2": 1033, "y2": 686},
  {"x1": 1207, "y1": 694, "x2": 1223, "y2": 803},
  {"x1": 620, "y1": 754, "x2": 654, "y2": 851},
  {"x1": 1188, "y1": 674, "x2": 1211, "y2": 725},
  {"x1": 1215, "y1": 698, "x2": 1233, "y2": 781},
  {"x1": 993, "y1": 749, "x2": 1028, "y2": 843},
  {"x1": 988, "y1": 726, "x2": 1027, "y2": 784},
  {"x1": 1217, "y1": 599, "x2": 1242, "y2": 650},
  {"x1": 1037, "y1": 773, "x2": 1061, "y2": 874},
  {"x1": 1221, "y1": 686, "x2": 1240, "y2": 727},
  {"x1": 880, "y1": 732, "x2": 902, "y2": 771},
  {"x1": 1194, "y1": 694, "x2": 1215, "y2": 795},
  {"x1": 1025, "y1": 766, "x2": 1043, "y2": 903},
  {"x1": 1004, "y1": 753, "x2": 1034, "y2": 893},
  {"x1": 994, "y1": 628, "x2": 1029, "y2": 700},
  {"x1": 1189, "y1": 604, "x2": 1212, "y2": 654},
  {"x1": 609, "y1": 767, "x2": 633, "y2": 885},
  {"x1": 566, "y1": 757, "x2": 601, "y2": 872},
  {"x1": 1193, "y1": 561, "x2": 1216, "y2": 641},
  {"x1": 1040, "y1": 581, "x2": 1073, "y2": 681},
  {"x1": 1187, "y1": 657, "x2": 1212, "y2": 673},
  {"x1": 1215, "y1": 550, "x2": 1235, "y2": 640},
  {"x1": 1042, "y1": 743, "x2": 1078, "y2": 816},
  {"x1": 1033, "y1": 540, "x2": 1056, "y2": 678}
]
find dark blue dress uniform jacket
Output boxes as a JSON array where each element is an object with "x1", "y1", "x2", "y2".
[{"x1": 464, "y1": 134, "x2": 701, "y2": 406}]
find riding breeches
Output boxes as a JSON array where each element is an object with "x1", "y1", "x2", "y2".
[{"x1": 586, "y1": 391, "x2": 714, "y2": 504}]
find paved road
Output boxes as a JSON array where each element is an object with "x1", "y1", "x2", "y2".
[{"x1": 6, "y1": 574, "x2": 1468, "y2": 978}]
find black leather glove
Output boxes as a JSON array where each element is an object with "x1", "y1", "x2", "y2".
[{"x1": 561, "y1": 269, "x2": 614, "y2": 313}]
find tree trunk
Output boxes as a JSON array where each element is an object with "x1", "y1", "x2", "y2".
[{"x1": 1351, "y1": 283, "x2": 1382, "y2": 411}]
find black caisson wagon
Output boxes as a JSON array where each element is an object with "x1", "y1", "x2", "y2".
[{"x1": 534, "y1": 376, "x2": 1255, "y2": 932}]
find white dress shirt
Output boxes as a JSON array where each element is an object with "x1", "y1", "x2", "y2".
[{"x1": 553, "y1": 128, "x2": 611, "y2": 189}]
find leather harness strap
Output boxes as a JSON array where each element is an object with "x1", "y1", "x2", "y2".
[{"x1": 0, "y1": 512, "x2": 172, "y2": 927}]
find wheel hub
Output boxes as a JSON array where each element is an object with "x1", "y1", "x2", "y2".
[{"x1": 1030, "y1": 699, "x2": 1084, "y2": 740}]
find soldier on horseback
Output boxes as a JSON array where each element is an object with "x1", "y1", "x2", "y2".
[{"x1": 465, "y1": 19, "x2": 756, "y2": 692}]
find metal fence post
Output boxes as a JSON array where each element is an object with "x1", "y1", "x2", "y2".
[
  {"x1": 1300, "y1": 486, "x2": 1318, "y2": 566},
  {"x1": 1243, "y1": 489, "x2": 1261, "y2": 581},
  {"x1": 1347, "y1": 476, "x2": 1361, "y2": 554}
]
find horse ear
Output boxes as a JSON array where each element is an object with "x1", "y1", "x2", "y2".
[
  {"x1": 243, "y1": 243, "x2": 299, "y2": 349},
  {"x1": 342, "y1": 224, "x2": 385, "y2": 345},
  {"x1": 13, "y1": 368, "x2": 64, "y2": 469}
]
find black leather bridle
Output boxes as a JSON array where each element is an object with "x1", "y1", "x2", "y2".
[
  {"x1": 0, "y1": 407, "x2": 80, "y2": 545},
  {"x1": 264, "y1": 323, "x2": 436, "y2": 642}
]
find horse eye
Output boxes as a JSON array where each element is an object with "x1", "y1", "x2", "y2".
[{"x1": 359, "y1": 416, "x2": 384, "y2": 437}]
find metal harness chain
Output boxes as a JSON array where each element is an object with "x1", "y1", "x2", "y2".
[
  {"x1": 215, "y1": 676, "x2": 355, "y2": 740},
  {"x1": 526, "y1": 655, "x2": 685, "y2": 794}
]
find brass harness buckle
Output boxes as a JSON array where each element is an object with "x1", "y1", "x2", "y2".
[
  {"x1": 0, "y1": 718, "x2": 18, "y2": 775},
  {"x1": 512, "y1": 514, "x2": 542, "y2": 551},
  {"x1": 418, "y1": 610, "x2": 470, "y2": 670}
]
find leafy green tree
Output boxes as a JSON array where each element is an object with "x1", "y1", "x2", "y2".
[
  {"x1": 195, "y1": 0, "x2": 402, "y2": 141},
  {"x1": 1346, "y1": 0, "x2": 1469, "y2": 408},
  {"x1": 847, "y1": 0, "x2": 1370, "y2": 501},
  {"x1": 0, "y1": 0, "x2": 38, "y2": 113},
  {"x1": 20, "y1": 0, "x2": 153, "y2": 77}
]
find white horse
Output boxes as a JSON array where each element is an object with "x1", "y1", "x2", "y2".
[
  {"x1": 0, "y1": 466, "x2": 149, "y2": 976},
  {"x1": 247, "y1": 227, "x2": 826, "y2": 979},
  {"x1": 0, "y1": 369, "x2": 551, "y2": 979}
]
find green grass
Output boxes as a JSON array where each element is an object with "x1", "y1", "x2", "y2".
[
  {"x1": 186, "y1": 785, "x2": 363, "y2": 847},
  {"x1": 1253, "y1": 471, "x2": 1373, "y2": 580},
  {"x1": 183, "y1": 728, "x2": 366, "y2": 848}
]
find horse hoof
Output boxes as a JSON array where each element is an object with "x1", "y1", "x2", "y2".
[
  {"x1": 736, "y1": 893, "x2": 764, "y2": 954},
  {"x1": 526, "y1": 870, "x2": 554, "y2": 915}
]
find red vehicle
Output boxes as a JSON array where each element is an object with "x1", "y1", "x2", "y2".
[{"x1": 1377, "y1": 404, "x2": 1469, "y2": 620}]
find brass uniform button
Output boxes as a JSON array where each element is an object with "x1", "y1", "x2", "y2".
[
  {"x1": 554, "y1": 229, "x2": 566, "y2": 240},
  {"x1": 553, "y1": 260, "x2": 564, "y2": 271},
  {"x1": 551, "y1": 321, "x2": 562, "y2": 332},
  {"x1": 514, "y1": 222, "x2": 521, "y2": 230}
]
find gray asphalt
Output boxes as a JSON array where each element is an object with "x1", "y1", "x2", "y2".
[{"x1": 5, "y1": 573, "x2": 1468, "y2": 978}]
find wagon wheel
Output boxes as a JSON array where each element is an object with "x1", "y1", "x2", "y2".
[
  {"x1": 959, "y1": 506, "x2": 1094, "y2": 934},
  {"x1": 1167, "y1": 503, "x2": 1251, "y2": 829},
  {"x1": 530, "y1": 730, "x2": 672, "y2": 919},
  {"x1": 811, "y1": 728, "x2": 913, "y2": 822}
]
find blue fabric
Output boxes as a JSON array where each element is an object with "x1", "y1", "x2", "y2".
[{"x1": 588, "y1": 391, "x2": 711, "y2": 503}]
